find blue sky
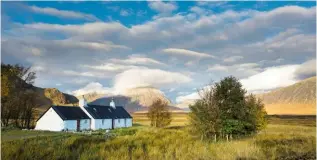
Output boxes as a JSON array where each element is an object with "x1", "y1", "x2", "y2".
[{"x1": 2, "y1": 1, "x2": 316, "y2": 108}]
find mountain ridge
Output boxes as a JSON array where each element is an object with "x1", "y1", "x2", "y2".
[{"x1": 257, "y1": 76, "x2": 316, "y2": 115}]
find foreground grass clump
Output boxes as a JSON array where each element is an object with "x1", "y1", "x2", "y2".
[
  {"x1": 2, "y1": 128, "x2": 212, "y2": 160},
  {"x1": 2, "y1": 124, "x2": 316, "y2": 160},
  {"x1": 255, "y1": 134, "x2": 316, "y2": 160}
]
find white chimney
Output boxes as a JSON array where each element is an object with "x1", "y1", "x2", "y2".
[
  {"x1": 79, "y1": 95, "x2": 87, "y2": 107},
  {"x1": 110, "y1": 98, "x2": 116, "y2": 109}
]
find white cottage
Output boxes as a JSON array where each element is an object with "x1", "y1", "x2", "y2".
[
  {"x1": 80, "y1": 97, "x2": 133, "y2": 130},
  {"x1": 35, "y1": 106, "x2": 91, "y2": 131},
  {"x1": 35, "y1": 97, "x2": 133, "y2": 131}
]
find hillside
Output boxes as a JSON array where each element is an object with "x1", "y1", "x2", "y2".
[
  {"x1": 77, "y1": 92, "x2": 105, "y2": 102},
  {"x1": 33, "y1": 87, "x2": 78, "y2": 113},
  {"x1": 257, "y1": 76, "x2": 316, "y2": 115}
]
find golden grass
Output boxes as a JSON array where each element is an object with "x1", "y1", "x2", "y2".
[
  {"x1": 265, "y1": 103, "x2": 316, "y2": 115},
  {"x1": 132, "y1": 113, "x2": 189, "y2": 126},
  {"x1": 2, "y1": 123, "x2": 315, "y2": 160}
]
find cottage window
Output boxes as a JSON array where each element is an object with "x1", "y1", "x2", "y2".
[
  {"x1": 102, "y1": 119, "x2": 104, "y2": 125},
  {"x1": 85, "y1": 120, "x2": 87, "y2": 124},
  {"x1": 118, "y1": 119, "x2": 120, "y2": 123}
]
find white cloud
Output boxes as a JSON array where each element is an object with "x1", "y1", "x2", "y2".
[
  {"x1": 176, "y1": 92, "x2": 199, "y2": 104},
  {"x1": 110, "y1": 55, "x2": 166, "y2": 66},
  {"x1": 113, "y1": 68, "x2": 192, "y2": 94},
  {"x1": 31, "y1": 65, "x2": 46, "y2": 72},
  {"x1": 294, "y1": 59, "x2": 316, "y2": 79},
  {"x1": 62, "y1": 70, "x2": 109, "y2": 78},
  {"x1": 175, "y1": 85, "x2": 213, "y2": 108},
  {"x1": 190, "y1": 6, "x2": 208, "y2": 15},
  {"x1": 240, "y1": 65, "x2": 299, "y2": 92},
  {"x1": 208, "y1": 64, "x2": 229, "y2": 71},
  {"x1": 162, "y1": 48, "x2": 216, "y2": 58},
  {"x1": 26, "y1": 47, "x2": 43, "y2": 56},
  {"x1": 197, "y1": 1, "x2": 229, "y2": 8},
  {"x1": 3, "y1": 4, "x2": 315, "y2": 98},
  {"x1": 24, "y1": 22, "x2": 126, "y2": 36},
  {"x1": 223, "y1": 56, "x2": 244, "y2": 62},
  {"x1": 56, "y1": 40, "x2": 131, "y2": 51},
  {"x1": 72, "y1": 82, "x2": 113, "y2": 96},
  {"x1": 83, "y1": 63, "x2": 143, "y2": 72},
  {"x1": 148, "y1": 1, "x2": 178, "y2": 16},
  {"x1": 136, "y1": 10, "x2": 147, "y2": 17},
  {"x1": 30, "y1": 5, "x2": 99, "y2": 21},
  {"x1": 208, "y1": 63, "x2": 262, "y2": 78},
  {"x1": 120, "y1": 9, "x2": 133, "y2": 16}
]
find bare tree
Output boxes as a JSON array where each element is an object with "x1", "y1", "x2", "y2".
[{"x1": 147, "y1": 99, "x2": 171, "y2": 128}]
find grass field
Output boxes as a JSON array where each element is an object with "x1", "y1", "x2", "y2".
[
  {"x1": 2, "y1": 114, "x2": 316, "y2": 160},
  {"x1": 133, "y1": 112, "x2": 189, "y2": 126},
  {"x1": 132, "y1": 112, "x2": 316, "y2": 127}
]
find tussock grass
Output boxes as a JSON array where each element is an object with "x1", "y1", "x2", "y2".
[{"x1": 2, "y1": 123, "x2": 316, "y2": 160}]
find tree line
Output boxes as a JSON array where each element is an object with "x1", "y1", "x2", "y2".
[{"x1": 1, "y1": 63, "x2": 37, "y2": 129}]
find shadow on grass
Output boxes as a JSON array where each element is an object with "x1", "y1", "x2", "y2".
[
  {"x1": 165, "y1": 126, "x2": 186, "y2": 130},
  {"x1": 133, "y1": 123, "x2": 145, "y2": 127}
]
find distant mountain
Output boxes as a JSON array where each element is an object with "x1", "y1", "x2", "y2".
[
  {"x1": 257, "y1": 76, "x2": 316, "y2": 115},
  {"x1": 175, "y1": 99, "x2": 196, "y2": 110},
  {"x1": 124, "y1": 86, "x2": 171, "y2": 106},
  {"x1": 78, "y1": 92, "x2": 105, "y2": 102},
  {"x1": 87, "y1": 86, "x2": 182, "y2": 113}
]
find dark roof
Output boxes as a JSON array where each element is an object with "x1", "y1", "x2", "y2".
[
  {"x1": 85, "y1": 105, "x2": 132, "y2": 119},
  {"x1": 52, "y1": 106, "x2": 90, "y2": 120}
]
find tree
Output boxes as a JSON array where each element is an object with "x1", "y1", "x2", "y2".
[
  {"x1": 245, "y1": 94, "x2": 267, "y2": 131},
  {"x1": 147, "y1": 99, "x2": 171, "y2": 127},
  {"x1": 189, "y1": 85, "x2": 221, "y2": 140},
  {"x1": 1, "y1": 63, "x2": 37, "y2": 128},
  {"x1": 213, "y1": 76, "x2": 247, "y2": 121},
  {"x1": 189, "y1": 76, "x2": 267, "y2": 140}
]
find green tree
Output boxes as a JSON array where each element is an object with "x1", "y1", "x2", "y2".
[
  {"x1": 147, "y1": 99, "x2": 172, "y2": 127},
  {"x1": 189, "y1": 86, "x2": 221, "y2": 140},
  {"x1": 245, "y1": 94, "x2": 267, "y2": 131},
  {"x1": 189, "y1": 76, "x2": 267, "y2": 140},
  {"x1": 213, "y1": 76, "x2": 247, "y2": 121}
]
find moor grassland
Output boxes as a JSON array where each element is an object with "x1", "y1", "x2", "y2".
[{"x1": 2, "y1": 114, "x2": 316, "y2": 160}]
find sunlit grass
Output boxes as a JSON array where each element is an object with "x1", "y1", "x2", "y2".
[
  {"x1": 2, "y1": 121, "x2": 316, "y2": 160},
  {"x1": 2, "y1": 114, "x2": 316, "y2": 160}
]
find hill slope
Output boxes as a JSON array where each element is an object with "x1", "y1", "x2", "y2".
[
  {"x1": 257, "y1": 76, "x2": 316, "y2": 115},
  {"x1": 33, "y1": 87, "x2": 78, "y2": 113}
]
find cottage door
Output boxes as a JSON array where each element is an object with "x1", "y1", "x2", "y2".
[
  {"x1": 112, "y1": 119, "x2": 115, "y2": 129},
  {"x1": 77, "y1": 120, "x2": 80, "y2": 131}
]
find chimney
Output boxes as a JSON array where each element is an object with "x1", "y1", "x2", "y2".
[
  {"x1": 110, "y1": 97, "x2": 116, "y2": 109},
  {"x1": 79, "y1": 95, "x2": 87, "y2": 107}
]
